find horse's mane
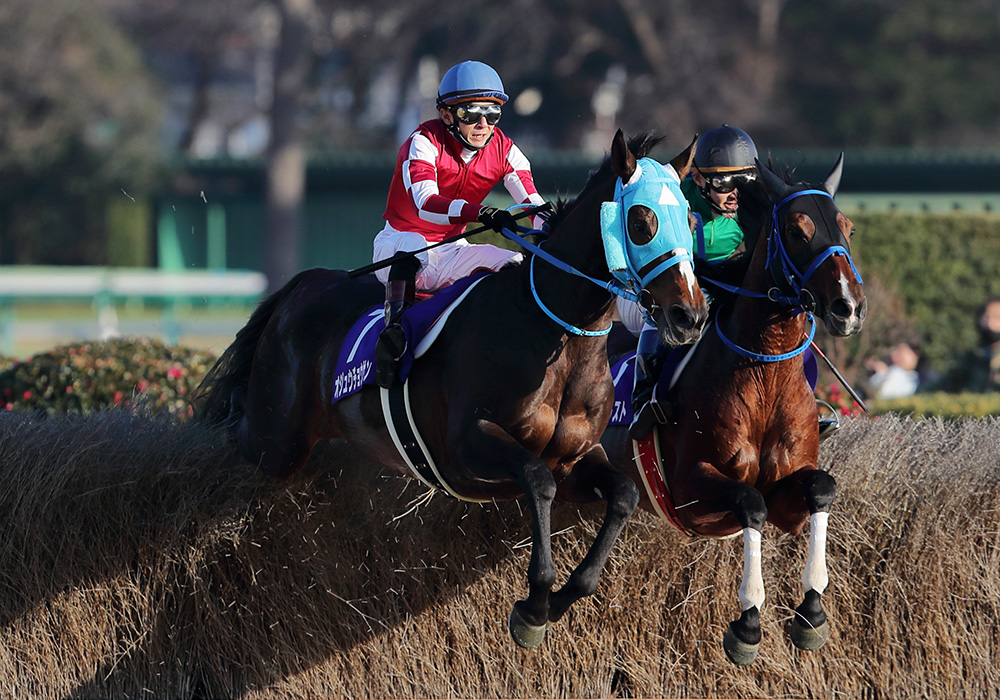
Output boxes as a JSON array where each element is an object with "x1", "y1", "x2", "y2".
[{"x1": 544, "y1": 132, "x2": 666, "y2": 232}]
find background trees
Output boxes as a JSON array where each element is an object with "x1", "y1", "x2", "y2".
[
  {"x1": 0, "y1": 0, "x2": 162, "y2": 265},
  {"x1": 3, "y1": 0, "x2": 1000, "y2": 275}
]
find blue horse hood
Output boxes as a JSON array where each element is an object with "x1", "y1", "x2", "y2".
[{"x1": 600, "y1": 158, "x2": 693, "y2": 290}]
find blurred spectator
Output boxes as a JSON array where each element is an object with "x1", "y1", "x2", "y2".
[
  {"x1": 864, "y1": 341, "x2": 923, "y2": 399},
  {"x1": 973, "y1": 298, "x2": 1000, "y2": 391},
  {"x1": 936, "y1": 297, "x2": 1000, "y2": 393}
]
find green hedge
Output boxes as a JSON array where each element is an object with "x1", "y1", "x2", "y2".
[
  {"x1": 849, "y1": 211, "x2": 1000, "y2": 377},
  {"x1": 0, "y1": 338, "x2": 217, "y2": 420},
  {"x1": 866, "y1": 391, "x2": 1000, "y2": 419},
  {"x1": 1, "y1": 337, "x2": 998, "y2": 421}
]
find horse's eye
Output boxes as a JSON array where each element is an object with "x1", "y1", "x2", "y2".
[{"x1": 626, "y1": 205, "x2": 657, "y2": 245}]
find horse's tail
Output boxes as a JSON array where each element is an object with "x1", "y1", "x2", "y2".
[{"x1": 192, "y1": 270, "x2": 314, "y2": 427}]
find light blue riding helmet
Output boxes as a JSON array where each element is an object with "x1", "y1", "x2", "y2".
[{"x1": 436, "y1": 61, "x2": 509, "y2": 107}]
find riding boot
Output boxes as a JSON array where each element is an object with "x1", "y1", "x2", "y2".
[
  {"x1": 629, "y1": 326, "x2": 670, "y2": 441},
  {"x1": 375, "y1": 258, "x2": 418, "y2": 389}
]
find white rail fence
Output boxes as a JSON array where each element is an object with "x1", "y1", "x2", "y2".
[{"x1": 0, "y1": 267, "x2": 267, "y2": 356}]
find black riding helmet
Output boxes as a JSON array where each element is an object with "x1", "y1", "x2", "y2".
[
  {"x1": 693, "y1": 125, "x2": 759, "y2": 218},
  {"x1": 693, "y1": 125, "x2": 758, "y2": 173}
]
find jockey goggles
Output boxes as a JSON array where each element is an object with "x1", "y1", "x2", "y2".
[
  {"x1": 451, "y1": 103, "x2": 502, "y2": 125},
  {"x1": 700, "y1": 169, "x2": 757, "y2": 194}
]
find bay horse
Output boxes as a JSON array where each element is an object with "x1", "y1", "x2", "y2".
[
  {"x1": 194, "y1": 130, "x2": 709, "y2": 648},
  {"x1": 602, "y1": 155, "x2": 866, "y2": 664}
]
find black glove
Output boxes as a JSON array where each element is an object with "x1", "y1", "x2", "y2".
[{"x1": 477, "y1": 206, "x2": 518, "y2": 234}]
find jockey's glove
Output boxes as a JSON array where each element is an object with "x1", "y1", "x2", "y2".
[{"x1": 477, "y1": 206, "x2": 518, "y2": 234}]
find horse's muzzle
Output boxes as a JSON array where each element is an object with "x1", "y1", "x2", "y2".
[
  {"x1": 824, "y1": 294, "x2": 867, "y2": 337},
  {"x1": 661, "y1": 302, "x2": 708, "y2": 345}
]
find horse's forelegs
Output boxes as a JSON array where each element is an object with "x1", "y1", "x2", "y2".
[
  {"x1": 675, "y1": 463, "x2": 768, "y2": 665},
  {"x1": 547, "y1": 447, "x2": 639, "y2": 624},
  {"x1": 456, "y1": 420, "x2": 557, "y2": 649},
  {"x1": 789, "y1": 469, "x2": 836, "y2": 651},
  {"x1": 724, "y1": 525, "x2": 766, "y2": 665},
  {"x1": 719, "y1": 479, "x2": 768, "y2": 666}
]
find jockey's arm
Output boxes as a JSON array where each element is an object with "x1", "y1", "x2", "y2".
[
  {"x1": 406, "y1": 133, "x2": 482, "y2": 228},
  {"x1": 502, "y1": 143, "x2": 547, "y2": 231}
]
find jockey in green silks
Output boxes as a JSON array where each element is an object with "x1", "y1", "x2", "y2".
[
  {"x1": 619, "y1": 124, "x2": 836, "y2": 442},
  {"x1": 620, "y1": 125, "x2": 759, "y2": 441}
]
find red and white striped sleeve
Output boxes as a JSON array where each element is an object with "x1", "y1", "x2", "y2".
[
  {"x1": 403, "y1": 132, "x2": 479, "y2": 226},
  {"x1": 502, "y1": 142, "x2": 547, "y2": 228}
]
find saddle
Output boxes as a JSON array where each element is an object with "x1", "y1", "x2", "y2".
[{"x1": 331, "y1": 270, "x2": 492, "y2": 403}]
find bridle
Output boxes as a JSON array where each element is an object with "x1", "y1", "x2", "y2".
[
  {"x1": 491, "y1": 157, "x2": 697, "y2": 338},
  {"x1": 702, "y1": 187, "x2": 863, "y2": 362}
]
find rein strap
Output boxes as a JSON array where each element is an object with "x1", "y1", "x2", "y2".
[{"x1": 714, "y1": 310, "x2": 817, "y2": 362}]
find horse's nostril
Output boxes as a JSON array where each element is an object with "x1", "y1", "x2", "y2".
[
  {"x1": 668, "y1": 305, "x2": 695, "y2": 330},
  {"x1": 829, "y1": 297, "x2": 854, "y2": 320}
]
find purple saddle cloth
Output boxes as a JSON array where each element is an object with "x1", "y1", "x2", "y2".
[
  {"x1": 608, "y1": 348, "x2": 684, "y2": 426},
  {"x1": 331, "y1": 271, "x2": 490, "y2": 402}
]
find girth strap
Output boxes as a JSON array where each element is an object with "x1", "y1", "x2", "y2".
[
  {"x1": 632, "y1": 431, "x2": 745, "y2": 541},
  {"x1": 380, "y1": 382, "x2": 488, "y2": 502}
]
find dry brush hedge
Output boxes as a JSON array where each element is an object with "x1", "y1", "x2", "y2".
[{"x1": 0, "y1": 409, "x2": 998, "y2": 699}]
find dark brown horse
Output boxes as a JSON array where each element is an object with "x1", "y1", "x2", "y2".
[
  {"x1": 602, "y1": 156, "x2": 866, "y2": 664},
  {"x1": 194, "y1": 130, "x2": 709, "y2": 648}
]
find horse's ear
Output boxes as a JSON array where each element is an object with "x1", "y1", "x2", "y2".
[
  {"x1": 611, "y1": 128, "x2": 636, "y2": 181},
  {"x1": 756, "y1": 157, "x2": 791, "y2": 202},
  {"x1": 670, "y1": 133, "x2": 698, "y2": 179},
  {"x1": 822, "y1": 153, "x2": 845, "y2": 196}
]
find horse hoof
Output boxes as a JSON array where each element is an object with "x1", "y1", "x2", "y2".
[
  {"x1": 790, "y1": 618, "x2": 830, "y2": 651},
  {"x1": 723, "y1": 626, "x2": 760, "y2": 666},
  {"x1": 508, "y1": 607, "x2": 548, "y2": 649}
]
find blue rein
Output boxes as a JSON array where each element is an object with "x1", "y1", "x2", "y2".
[
  {"x1": 529, "y1": 254, "x2": 612, "y2": 336},
  {"x1": 496, "y1": 157, "x2": 694, "y2": 337},
  {"x1": 498, "y1": 225, "x2": 622, "y2": 336},
  {"x1": 714, "y1": 308, "x2": 817, "y2": 362}
]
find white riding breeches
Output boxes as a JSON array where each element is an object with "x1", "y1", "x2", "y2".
[
  {"x1": 373, "y1": 224, "x2": 522, "y2": 292},
  {"x1": 616, "y1": 296, "x2": 646, "y2": 337}
]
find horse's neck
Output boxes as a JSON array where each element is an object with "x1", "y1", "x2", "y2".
[{"x1": 530, "y1": 208, "x2": 616, "y2": 333}]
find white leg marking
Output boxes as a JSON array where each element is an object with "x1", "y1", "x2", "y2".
[
  {"x1": 738, "y1": 528, "x2": 766, "y2": 611},
  {"x1": 802, "y1": 511, "x2": 830, "y2": 594}
]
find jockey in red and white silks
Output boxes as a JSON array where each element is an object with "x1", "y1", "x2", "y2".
[
  {"x1": 372, "y1": 60, "x2": 547, "y2": 390},
  {"x1": 374, "y1": 117, "x2": 546, "y2": 291}
]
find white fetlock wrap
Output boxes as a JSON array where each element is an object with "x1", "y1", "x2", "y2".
[
  {"x1": 802, "y1": 511, "x2": 830, "y2": 595},
  {"x1": 737, "y1": 528, "x2": 765, "y2": 612}
]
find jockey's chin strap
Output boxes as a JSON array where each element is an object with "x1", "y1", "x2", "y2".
[{"x1": 700, "y1": 188, "x2": 862, "y2": 362}]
